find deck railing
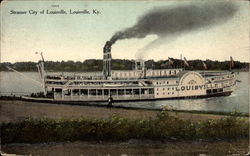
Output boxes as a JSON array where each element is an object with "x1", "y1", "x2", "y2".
[{"x1": 54, "y1": 94, "x2": 155, "y2": 101}]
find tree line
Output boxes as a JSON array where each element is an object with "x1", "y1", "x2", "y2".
[{"x1": 0, "y1": 59, "x2": 248, "y2": 72}]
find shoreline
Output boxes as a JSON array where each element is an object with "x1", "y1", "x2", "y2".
[
  {"x1": 0, "y1": 100, "x2": 248, "y2": 123},
  {"x1": 0, "y1": 99, "x2": 248, "y2": 123},
  {"x1": 2, "y1": 138, "x2": 249, "y2": 155},
  {"x1": 0, "y1": 99, "x2": 248, "y2": 124}
]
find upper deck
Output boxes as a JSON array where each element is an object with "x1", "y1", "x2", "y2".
[
  {"x1": 44, "y1": 68, "x2": 236, "y2": 90},
  {"x1": 45, "y1": 68, "x2": 234, "y2": 82},
  {"x1": 45, "y1": 68, "x2": 183, "y2": 81}
]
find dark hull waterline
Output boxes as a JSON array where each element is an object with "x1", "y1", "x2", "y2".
[{"x1": 21, "y1": 91, "x2": 232, "y2": 106}]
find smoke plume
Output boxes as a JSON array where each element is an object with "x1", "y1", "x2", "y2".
[{"x1": 105, "y1": 1, "x2": 238, "y2": 55}]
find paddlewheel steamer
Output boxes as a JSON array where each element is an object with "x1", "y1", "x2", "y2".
[{"x1": 22, "y1": 46, "x2": 236, "y2": 104}]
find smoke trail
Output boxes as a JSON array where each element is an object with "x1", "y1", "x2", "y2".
[{"x1": 106, "y1": 1, "x2": 238, "y2": 53}]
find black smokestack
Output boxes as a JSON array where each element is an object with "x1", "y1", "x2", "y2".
[
  {"x1": 103, "y1": 41, "x2": 112, "y2": 78},
  {"x1": 105, "y1": 2, "x2": 238, "y2": 50},
  {"x1": 104, "y1": 41, "x2": 111, "y2": 53}
]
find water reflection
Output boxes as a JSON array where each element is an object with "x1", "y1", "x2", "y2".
[{"x1": 115, "y1": 72, "x2": 248, "y2": 113}]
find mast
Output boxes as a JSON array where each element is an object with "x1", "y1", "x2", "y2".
[
  {"x1": 180, "y1": 54, "x2": 183, "y2": 70},
  {"x1": 36, "y1": 52, "x2": 47, "y2": 95},
  {"x1": 229, "y1": 56, "x2": 234, "y2": 72},
  {"x1": 229, "y1": 60, "x2": 231, "y2": 71}
]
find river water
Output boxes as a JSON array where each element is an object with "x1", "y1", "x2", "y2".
[{"x1": 0, "y1": 71, "x2": 249, "y2": 113}]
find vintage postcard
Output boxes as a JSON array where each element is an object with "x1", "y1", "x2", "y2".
[{"x1": 0, "y1": 0, "x2": 249, "y2": 155}]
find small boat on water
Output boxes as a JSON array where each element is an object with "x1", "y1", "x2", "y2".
[{"x1": 21, "y1": 49, "x2": 237, "y2": 104}]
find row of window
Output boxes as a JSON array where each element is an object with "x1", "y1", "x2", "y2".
[
  {"x1": 151, "y1": 70, "x2": 180, "y2": 76},
  {"x1": 207, "y1": 88, "x2": 223, "y2": 94},
  {"x1": 56, "y1": 88, "x2": 155, "y2": 96},
  {"x1": 207, "y1": 82, "x2": 234, "y2": 89},
  {"x1": 155, "y1": 80, "x2": 178, "y2": 85},
  {"x1": 211, "y1": 74, "x2": 234, "y2": 81},
  {"x1": 156, "y1": 82, "x2": 234, "y2": 90},
  {"x1": 156, "y1": 92, "x2": 175, "y2": 95},
  {"x1": 112, "y1": 72, "x2": 139, "y2": 77},
  {"x1": 112, "y1": 70, "x2": 181, "y2": 78},
  {"x1": 156, "y1": 87, "x2": 175, "y2": 91}
]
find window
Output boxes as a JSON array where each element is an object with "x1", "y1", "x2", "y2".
[
  {"x1": 118, "y1": 89, "x2": 125, "y2": 95},
  {"x1": 89, "y1": 89, "x2": 97, "y2": 96},
  {"x1": 110, "y1": 89, "x2": 117, "y2": 96},
  {"x1": 206, "y1": 89, "x2": 212, "y2": 94},
  {"x1": 80, "y1": 89, "x2": 88, "y2": 95},
  {"x1": 133, "y1": 89, "x2": 140, "y2": 95},
  {"x1": 97, "y1": 90, "x2": 102, "y2": 96},
  {"x1": 125, "y1": 89, "x2": 133, "y2": 95},
  {"x1": 149, "y1": 88, "x2": 154, "y2": 94}
]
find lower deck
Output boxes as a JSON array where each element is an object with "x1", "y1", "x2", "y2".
[
  {"x1": 52, "y1": 88, "x2": 155, "y2": 101},
  {"x1": 22, "y1": 90, "x2": 232, "y2": 104},
  {"x1": 30, "y1": 84, "x2": 235, "y2": 102}
]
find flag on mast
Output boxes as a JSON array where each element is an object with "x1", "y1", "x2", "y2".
[
  {"x1": 184, "y1": 57, "x2": 189, "y2": 67},
  {"x1": 202, "y1": 62, "x2": 207, "y2": 70},
  {"x1": 168, "y1": 57, "x2": 174, "y2": 65}
]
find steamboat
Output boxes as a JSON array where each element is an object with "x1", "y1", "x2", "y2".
[{"x1": 22, "y1": 43, "x2": 236, "y2": 104}]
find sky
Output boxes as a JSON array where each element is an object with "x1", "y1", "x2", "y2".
[{"x1": 1, "y1": 0, "x2": 249, "y2": 63}]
